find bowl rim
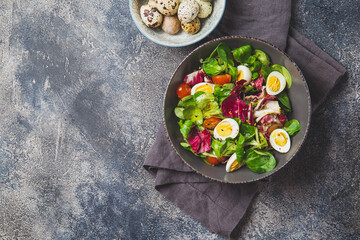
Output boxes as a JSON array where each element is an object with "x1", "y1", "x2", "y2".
[
  {"x1": 163, "y1": 36, "x2": 312, "y2": 184},
  {"x1": 128, "y1": 0, "x2": 227, "y2": 47}
]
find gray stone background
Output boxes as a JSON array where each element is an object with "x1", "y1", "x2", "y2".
[{"x1": 0, "y1": 0, "x2": 359, "y2": 239}]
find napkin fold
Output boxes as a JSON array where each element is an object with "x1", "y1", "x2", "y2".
[{"x1": 144, "y1": 0, "x2": 346, "y2": 238}]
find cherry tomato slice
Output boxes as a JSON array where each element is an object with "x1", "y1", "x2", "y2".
[
  {"x1": 176, "y1": 82, "x2": 192, "y2": 99},
  {"x1": 206, "y1": 156, "x2": 226, "y2": 166},
  {"x1": 203, "y1": 117, "x2": 222, "y2": 130},
  {"x1": 212, "y1": 74, "x2": 232, "y2": 85}
]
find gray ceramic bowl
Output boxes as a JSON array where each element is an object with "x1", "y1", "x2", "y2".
[
  {"x1": 163, "y1": 36, "x2": 311, "y2": 183},
  {"x1": 129, "y1": 0, "x2": 226, "y2": 47}
]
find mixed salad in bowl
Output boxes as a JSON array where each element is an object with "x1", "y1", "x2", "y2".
[{"x1": 174, "y1": 42, "x2": 301, "y2": 174}]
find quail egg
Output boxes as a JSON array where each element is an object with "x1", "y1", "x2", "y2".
[
  {"x1": 195, "y1": 0, "x2": 212, "y2": 18},
  {"x1": 178, "y1": 0, "x2": 199, "y2": 23},
  {"x1": 140, "y1": 4, "x2": 163, "y2": 28},
  {"x1": 156, "y1": 0, "x2": 179, "y2": 16},
  {"x1": 269, "y1": 128, "x2": 291, "y2": 153},
  {"x1": 226, "y1": 153, "x2": 245, "y2": 172},
  {"x1": 266, "y1": 71, "x2": 286, "y2": 95},
  {"x1": 191, "y1": 82, "x2": 215, "y2": 95},
  {"x1": 236, "y1": 65, "x2": 252, "y2": 84},
  {"x1": 213, "y1": 118, "x2": 239, "y2": 140},
  {"x1": 181, "y1": 17, "x2": 201, "y2": 34}
]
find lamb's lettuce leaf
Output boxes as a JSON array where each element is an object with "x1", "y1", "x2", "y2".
[
  {"x1": 253, "y1": 49, "x2": 270, "y2": 66},
  {"x1": 272, "y1": 64, "x2": 292, "y2": 88},
  {"x1": 245, "y1": 149, "x2": 276, "y2": 173},
  {"x1": 283, "y1": 119, "x2": 301, "y2": 136},
  {"x1": 277, "y1": 91, "x2": 292, "y2": 112}
]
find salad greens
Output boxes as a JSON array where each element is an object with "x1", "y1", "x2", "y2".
[
  {"x1": 283, "y1": 119, "x2": 301, "y2": 136},
  {"x1": 174, "y1": 42, "x2": 302, "y2": 174}
]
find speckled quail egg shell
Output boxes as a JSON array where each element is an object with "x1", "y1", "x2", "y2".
[
  {"x1": 270, "y1": 128, "x2": 291, "y2": 153},
  {"x1": 156, "y1": 0, "x2": 179, "y2": 16},
  {"x1": 181, "y1": 17, "x2": 201, "y2": 34},
  {"x1": 266, "y1": 71, "x2": 286, "y2": 95},
  {"x1": 237, "y1": 65, "x2": 252, "y2": 85},
  {"x1": 213, "y1": 118, "x2": 239, "y2": 141},
  {"x1": 140, "y1": 4, "x2": 163, "y2": 28},
  {"x1": 178, "y1": 0, "x2": 200, "y2": 23},
  {"x1": 190, "y1": 82, "x2": 215, "y2": 95},
  {"x1": 195, "y1": 0, "x2": 212, "y2": 18},
  {"x1": 148, "y1": 0, "x2": 157, "y2": 7}
]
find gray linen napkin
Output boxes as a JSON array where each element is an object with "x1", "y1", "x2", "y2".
[{"x1": 144, "y1": 0, "x2": 346, "y2": 238}]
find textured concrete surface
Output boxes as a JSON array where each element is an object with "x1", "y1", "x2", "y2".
[{"x1": 0, "y1": 0, "x2": 359, "y2": 239}]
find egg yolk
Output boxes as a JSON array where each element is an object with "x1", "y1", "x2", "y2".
[
  {"x1": 230, "y1": 161, "x2": 240, "y2": 172},
  {"x1": 216, "y1": 121, "x2": 233, "y2": 137},
  {"x1": 268, "y1": 76, "x2": 281, "y2": 92},
  {"x1": 195, "y1": 84, "x2": 213, "y2": 93},
  {"x1": 237, "y1": 71, "x2": 244, "y2": 81},
  {"x1": 274, "y1": 132, "x2": 287, "y2": 147}
]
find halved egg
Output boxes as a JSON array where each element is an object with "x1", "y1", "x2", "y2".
[
  {"x1": 213, "y1": 118, "x2": 239, "y2": 140},
  {"x1": 226, "y1": 153, "x2": 245, "y2": 172},
  {"x1": 237, "y1": 65, "x2": 252, "y2": 85},
  {"x1": 266, "y1": 71, "x2": 286, "y2": 95},
  {"x1": 191, "y1": 82, "x2": 215, "y2": 95},
  {"x1": 269, "y1": 128, "x2": 291, "y2": 153}
]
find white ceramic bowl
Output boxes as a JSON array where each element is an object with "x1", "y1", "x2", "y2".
[{"x1": 129, "y1": 0, "x2": 226, "y2": 47}]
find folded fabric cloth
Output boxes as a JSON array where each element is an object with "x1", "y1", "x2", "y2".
[{"x1": 144, "y1": 0, "x2": 346, "y2": 238}]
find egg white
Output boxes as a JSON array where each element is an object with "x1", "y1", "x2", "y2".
[
  {"x1": 266, "y1": 71, "x2": 286, "y2": 95},
  {"x1": 213, "y1": 118, "x2": 239, "y2": 140},
  {"x1": 190, "y1": 82, "x2": 215, "y2": 95},
  {"x1": 237, "y1": 65, "x2": 252, "y2": 85},
  {"x1": 226, "y1": 153, "x2": 244, "y2": 172},
  {"x1": 270, "y1": 128, "x2": 291, "y2": 153}
]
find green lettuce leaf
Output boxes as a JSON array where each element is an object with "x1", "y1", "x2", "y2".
[
  {"x1": 245, "y1": 149, "x2": 276, "y2": 173},
  {"x1": 183, "y1": 106, "x2": 203, "y2": 125},
  {"x1": 283, "y1": 119, "x2": 301, "y2": 136},
  {"x1": 277, "y1": 91, "x2": 292, "y2": 112},
  {"x1": 203, "y1": 101, "x2": 222, "y2": 118},
  {"x1": 253, "y1": 49, "x2": 271, "y2": 66},
  {"x1": 272, "y1": 64, "x2": 292, "y2": 88},
  {"x1": 193, "y1": 92, "x2": 215, "y2": 109},
  {"x1": 233, "y1": 45, "x2": 252, "y2": 63},
  {"x1": 202, "y1": 58, "x2": 226, "y2": 77},
  {"x1": 178, "y1": 120, "x2": 193, "y2": 139}
]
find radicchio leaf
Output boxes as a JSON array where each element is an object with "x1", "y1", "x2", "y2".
[
  {"x1": 247, "y1": 103, "x2": 253, "y2": 126},
  {"x1": 187, "y1": 127, "x2": 211, "y2": 154},
  {"x1": 184, "y1": 70, "x2": 212, "y2": 86},
  {"x1": 187, "y1": 127, "x2": 201, "y2": 153},
  {"x1": 279, "y1": 114, "x2": 288, "y2": 126},
  {"x1": 244, "y1": 86, "x2": 266, "y2": 102},
  {"x1": 197, "y1": 129, "x2": 211, "y2": 154},
  {"x1": 254, "y1": 94, "x2": 276, "y2": 111},
  {"x1": 230, "y1": 80, "x2": 247, "y2": 95},
  {"x1": 257, "y1": 114, "x2": 283, "y2": 141},
  {"x1": 221, "y1": 94, "x2": 248, "y2": 122},
  {"x1": 253, "y1": 75, "x2": 264, "y2": 91}
]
